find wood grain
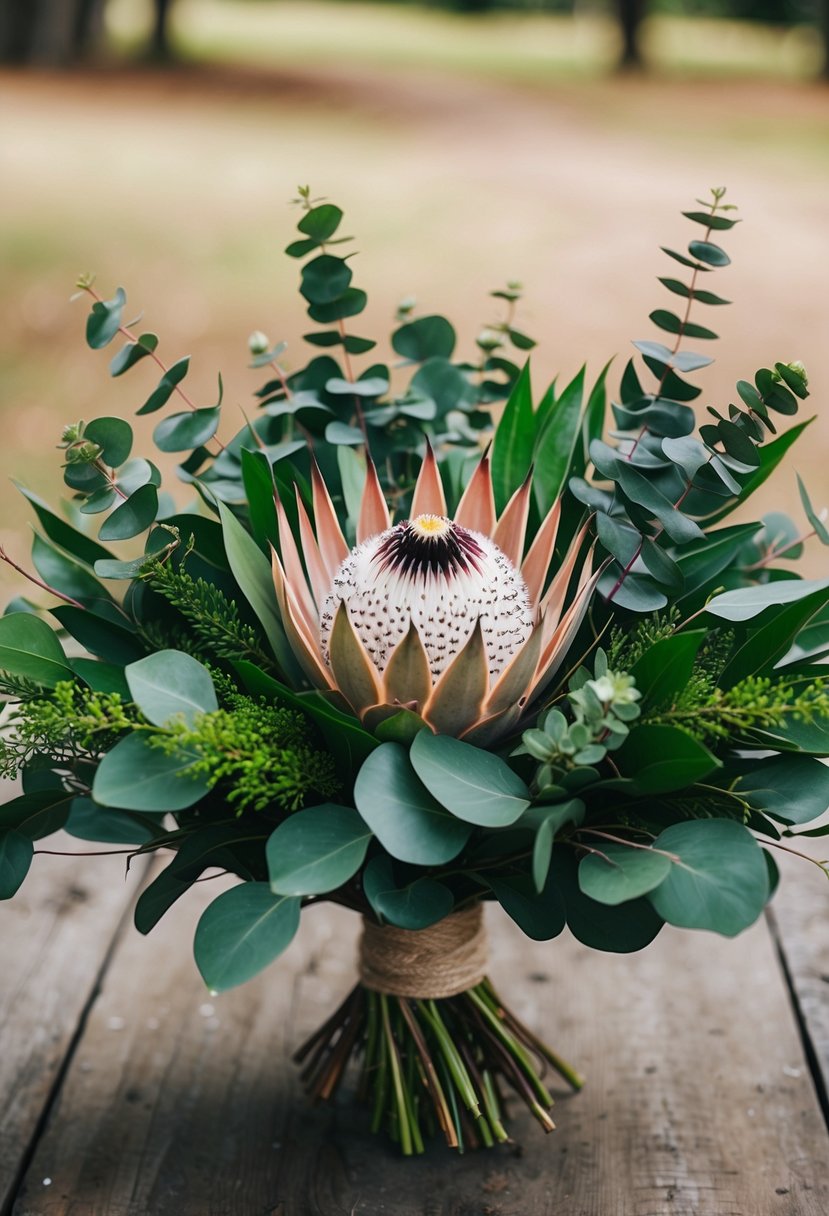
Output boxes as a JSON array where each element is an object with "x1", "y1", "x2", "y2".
[
  {"x1": 6, "y1": 869, "x2": 829, "y2": 1216},
  {"x1": 0, "y1": 846, "x2": 148, "y2": 1213},
  {"x1": 768, "y1": 849, "x2": 829, "y2": 1113}
]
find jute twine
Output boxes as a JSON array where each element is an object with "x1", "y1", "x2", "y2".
[{"x1": 358, "y1": 903, "x2": 488, "y2": 1000}]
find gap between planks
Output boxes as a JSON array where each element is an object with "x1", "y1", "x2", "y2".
[{"x1": 3, "y1": 859, "x2": 828, "y2": 1216}]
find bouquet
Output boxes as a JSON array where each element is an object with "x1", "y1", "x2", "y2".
[{"x1": 1, "y1": 186, "x2": 827, "y2": 1156}]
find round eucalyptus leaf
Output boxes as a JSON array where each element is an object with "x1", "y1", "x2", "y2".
[
  {"x1": 649, "y1": 820, "x2": 769, "y2": 937},
  {"x1": 153, "y1": 406, "x2": 220, "y2": 453},
  {"x1": 194, "y1": 883, "x2": 301, "y2": 992},
  {"x1": 353, "y1": 742, "x2": 472, "y2": 865},
  {"x1": 579, "y1": 844, "x2": 672, "y2": 906},
  {"x1": 410, "y1": 732, "x2": 530, "y2": 827},
  {"x1": 267, "y1": 804, "x2": 372, "y2": 896},
  {"x1": 98, "y1": 484, "x2": 159, "y2": 541},
  {"x1": 300, "y1": 254, "x2": 352, "y2": 305},
  {"x1": 93, "y1": 734, "x2": 210, "y2": 812},
  {"x1": 126, "y1": 649, "x2": 218, "y2": 727},
  {"x1": 84, "y1": 416, "x2": 133, "y2": 468}
]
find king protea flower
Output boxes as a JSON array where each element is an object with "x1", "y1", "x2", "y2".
[{"x1": 271, "y1": 446, "x2": 599, "y2": 743}]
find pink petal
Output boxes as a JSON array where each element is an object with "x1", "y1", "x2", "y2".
[
  {"x1": 295, "y1": 488, "x2": 333, "y2": 612},
  {"x1": 455, "y1": 450, "x2": 496, "y2": 537},
  {"x1": 275, "y1": 495, "x2": 318, "y2": 636},
  {"x1": 271, "y1": 549, "x2": 334, "y2": 690},
  {"x1": 520, "y1": 499, "x2": 561, "y2": 611},
  {"x1": 410, "y1": 438, "x2": 447, "y2": 519},
  {"x1": 311, "y1": 456, "x2": 349, "y2": 578},
  {"x1": 357, "y1": 450, "x2": 391, "y2": 543},
  {"x1": 492, "y1": 470, "x2": 532, "y2": 566}
]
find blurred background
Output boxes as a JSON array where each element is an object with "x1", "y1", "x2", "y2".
[{"x1": 1, "y1": 0, "x2": 827, "y2": 574}]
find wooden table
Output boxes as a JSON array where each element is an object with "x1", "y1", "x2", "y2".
[{"x1": 1, "y1": 848, "x2": 827, "y2": 1216}]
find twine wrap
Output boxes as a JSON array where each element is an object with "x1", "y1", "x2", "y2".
[{"x1": 359, "y1": 904, "x2": 487, "y2": 1000}]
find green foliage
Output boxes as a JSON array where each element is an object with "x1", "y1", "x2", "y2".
[
  {"x1": 141, "y1": 556, "x2": 275, "y2": 669},
  {"x1": 147, "y1": 691, "x2": 340, "y2": 814}
]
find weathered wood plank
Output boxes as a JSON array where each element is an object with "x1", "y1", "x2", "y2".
[
  {"x1": 9, "y1": 869, "x2": 829, "y2": 1216},
  {"x1": 768, "y1": 848, "x2": 829, "y2": 1117},
  {"x1": 0, "y1": 846, "x2": 147, "y2": 1213}
]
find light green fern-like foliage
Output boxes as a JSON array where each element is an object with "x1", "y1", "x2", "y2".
[{"x1": 0, "y1": 679, "x2": 339, "y2": 814}]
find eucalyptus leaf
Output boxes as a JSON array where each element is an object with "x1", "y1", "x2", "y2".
[
  {"x1": 194, "y1": 883, "x2": 301, "y2": 992},
  {"x1": 267, "y1": 804, "x2": 371, "y2": 896},
  {"x1": 410, "y1": 731, "x2": 530, "y2": 826},
  {"x1": 126, "y1": 650, "x2": 218, "y2": 727}
]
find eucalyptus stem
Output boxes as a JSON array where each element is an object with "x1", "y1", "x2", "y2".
[{"x1": 292, "y1": 977, "x2": 579, "y2": 1153}]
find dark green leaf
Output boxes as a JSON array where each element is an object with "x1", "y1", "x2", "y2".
[
  {"x1": 307, "y1": 289, "x2": 367, "y2": 324},
  {"x1": 297, "y1": 204, "x2": 343, "y2": 242},
  {"x1": 137, "y1": 357, "x2": 190, "y2": 415},
  {"x1": 86, "y1": 287, "x2": 125, "y2": 349},
  {"x1": 486, "y1": 873, "x2": 566, "y2": 942},
  {"x1": 723, "y1": 754, "x2": 829, "y2": 826},
  {"x1": 630, "y1": 630, "x2": 706, "y2": 707},
  {"x1": 32, "y1": 533, "x2": 114, "y2": 611},
  {"x1": 52, "y1": 604, "x2": 145, "y2": 665},
  {"x1": 661, "y1": 247, "x2": 710, "y2": 272},
  {"x1": 0, "y1": 789, "x2": 72, "y2": 840},
  {"x1": 267, "y1": 804, "x2": 371, "y2": 896},
  {"x1": 392, "y1": 315, "x2": 456, "y2": 362},
  {"x1": 532, "y1": 366, "x2": 586, "y2": 518},
  {"x1": 153, "y1": 407, "x2": 220, "y2": 453},
  {"x1": 98, "y1": 484, "x2": 158, "y2": 541},
  {"x1": 0, "y1": 612, "x2": 72, "y2": 687},
  {"x1": 615, "y1": 725, "x2": 720, "y2": 793},
  {"x1": 362, "y1": 855, "x2": 454, "y2": 930},
  {"x1": 649, "y1": 820, "x2": 768, "y2": 936},
  {"x1": 300, "y1": 254, "x2": 352, "y2": 305},
  {"x1": 15, "y1": 485, "x2": 111, "y2": 567},
  {"x1": 579, "y1": 843, "x2": 672, "y2": 906},
  {"x1": 688, "y1": 240, "x2": 731, "y2": 267},
  {"x1": 0, "y1": 829, "x2": 34, "y2": 899},
  {"x1": 84, "y1": 417, "x2": 133, "y2": 468},
  {"x1": 681, "y1": 211, "x2": 739, "y2": 231},
  {"x1": 491, "y1": 361, "x2": 534, "y2": 513},
  {"x1": 194, "y1": 882, "x2": 301, "y2": 992},
  {"x1": 409, "y1": 731, "x2": 530, "y2": 827},
  {"x1": 552, "y1": 851, "x2": 663, "y2": 952},
  {"x1": 93, "y1": 734, "x2": 210, "y2": 812},
  {"x1": 110, "y1": 333, "x2": 158, "y2": 377},
  {"x1": 67, "y1": 796, "x2": 156, "y2": 846},
  {"x1": 126, "y1": 649, "x2": 218, "y2": 727},
  {"x1": 353, "y1": 742, "x2": 472, "y2": 865},
  {"x1": 658, "y1": 278, "x2": 730, "y2": 306}
]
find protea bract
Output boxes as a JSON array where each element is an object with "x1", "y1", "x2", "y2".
[{"x1": 272, "y1": 446, "x2": 598, "y2": 742}]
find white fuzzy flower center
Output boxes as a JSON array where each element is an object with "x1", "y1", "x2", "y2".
[{"x1": 320, "y1": 515, "x2": 533, "y2": 682}]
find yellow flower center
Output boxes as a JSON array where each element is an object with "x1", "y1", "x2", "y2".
[{"x1": 410, "y1": 513, "x2": 450, "y2": 539}]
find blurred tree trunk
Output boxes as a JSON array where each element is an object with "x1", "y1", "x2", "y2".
[
  {"x1": 617, "y1": 0, "x2": 644, "y2": 70},
  {"x1": 821, "y1": 0, "x2": 829, "y2": 80},
  {"x1": 150, "y1": 0, "x2": 175, "y2": 61},
  {"x1": 0, "y1": 0, "x2": 105, "y2": 65}
]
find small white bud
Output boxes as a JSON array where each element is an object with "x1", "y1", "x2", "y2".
[{"x1": 248, "y1": 330, "x2": 270, "y2": 356}]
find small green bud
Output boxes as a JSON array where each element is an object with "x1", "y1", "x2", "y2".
[
  {"x1": 64, "y1": 440, "x2": 102, "y2": 465},
  {"x1": 476, "y1": 328, "x2": 503, "y2": 352},
  {"x1": 59, "y1": 422, "x2": 83, "y2": 447},
  {"x1": 395, "y1": 296, "x2": 416, "y2": 322},
  {"x1": 786, "y1": 359, "x2": 808, "y2": 386},
  {"x1": 248, "y1": 330, "x2": 270, "y2": 356},
  {"x1": 506, "y1": 280, "x2": 523, "y2": 292}
]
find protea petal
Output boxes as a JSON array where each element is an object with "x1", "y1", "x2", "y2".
[
  {"x1": 294, "y1": 488, "x2": 331, "y2": 612},
  {"x1": 383, "y1": 621, "x2": 432, "y2": 711},
  {"x1": 492, "y1": 470, "x2": 532, "y2": 567},
  {"x1": 410, "y1": 438, "x2": 447, "y2": 518},
  {"x1": 357, "y1": 451, "x2": 391, "y2": 544},
  {"x1": 311, "y1": 457, "x2": 349, "y2": 578},
  {"x1": 454, "y1": 450, "x2": 496, "y2": 537},
  {"x1": 520, "y1": 499, "x2": 561, "y2": 611},
  {"x1": 423, "y1": 618, "x2": 489, "y2": 736},
  {"x1": 275, "y1": 495, "x2": 318, "y2": 635},
  {"x1": 538, "y1": 520, "x2": 592, "y2": 630},
  {"x1": 271, "y1": 550, "x2": 334, "y2": 690},
  {"x1": 483, "y1": 623, "x2": 544, "y2": 718},
  {"x1": 531, "y1": 559, "x2": 603, "y2": 702},
  {"x1": 328, "y1": 601, "x2": 383, "y2": 717},
  {"x1": 461, "y1": 703, "x2": 522, "y2": 747}
]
